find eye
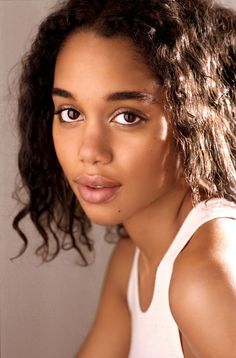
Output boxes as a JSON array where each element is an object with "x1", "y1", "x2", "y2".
[
  {"x1": 54, "y1": 107, "x2": 83, "y2": 123},
  {"x1": 112, "y1": 111, "x2": 145, "y2": 126}
]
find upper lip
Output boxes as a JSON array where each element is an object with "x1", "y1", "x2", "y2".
[{"x1": 74, "y1": 175, "x2": 121, "y2": 188}]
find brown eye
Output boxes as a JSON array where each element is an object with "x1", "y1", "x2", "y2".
[
  {"x1": 67, "y1": 109, "x2": 79, "y2": 120},
  {"x1": 55, "y1": 108, "x2": 83, "y2": 123},
  {"x1": 124, "y1": 113, "x2": 138, "y2": 123},
  {"x1": 112, "y1": 111, "x2": 145, "y2": 126}
]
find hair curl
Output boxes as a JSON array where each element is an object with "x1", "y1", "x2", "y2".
[{"x1": 13, "y1": 0, "x2": 236, "y2": 264}]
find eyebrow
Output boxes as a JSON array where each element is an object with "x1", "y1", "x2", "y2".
[
  {"x1": 52, "y1": 88, "x2": 156, "y2": 103},
  {"x1": 52, "y1": 88, "x2": 75, "y2": 99},
  {"x1": 106, "y1": 91, "x2": 156, "y2": 103}
]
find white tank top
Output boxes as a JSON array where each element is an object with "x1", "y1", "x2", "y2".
[{"x1": 127, "y1": 198, "x2": 236, "y2": 358}]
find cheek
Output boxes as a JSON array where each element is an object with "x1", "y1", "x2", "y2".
[
  {"x1": 121, "y1": 138, "x2": 179, "y2": 191},
  {"x1": 52, "y1": 126, "x2": 75, "y2": 172},
  {"x1": 121, "y1": 138, "x2": 172, "y2": 173}
]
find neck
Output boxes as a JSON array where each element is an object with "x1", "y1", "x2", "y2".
[{"x1": 123, "y1": 185, "x2": 192, "y2": 269}]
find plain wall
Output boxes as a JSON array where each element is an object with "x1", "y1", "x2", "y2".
[
  {"x1": 0, "y1": 2, "x2": 114, "y2": 358},
  {"x1": 1, "y1": 0, "x2": 236, "y2": 357}
]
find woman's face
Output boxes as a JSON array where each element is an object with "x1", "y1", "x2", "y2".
[{"x1": 52, "y1": 31, "x2": 182, "y2": 226}]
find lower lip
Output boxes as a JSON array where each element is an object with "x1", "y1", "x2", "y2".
[{"x1": 76, "y1": 184, "x2": 121, "y2": 204}]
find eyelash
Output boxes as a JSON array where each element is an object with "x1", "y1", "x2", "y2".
[
  {"x1": 111, "y1": 109, "x2": 146, "y2": 126},
  {"x1": 54, "y1": 107, "x2": 82, "y2": 123},
  {"x1": 54, "y1": 106, "x2": 147, "y2": 126}
]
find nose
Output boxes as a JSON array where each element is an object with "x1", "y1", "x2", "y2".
[{"x1": 78, "y1": 120, "x2": 112, "y2": 166}]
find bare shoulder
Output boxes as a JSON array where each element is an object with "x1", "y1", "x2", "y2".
[
  {"x1": 169, "y1": 217, "x2": 236, "y2": 357},
  {"x1": 77, "y1": 238, "x2": 135, "y2": 358}
]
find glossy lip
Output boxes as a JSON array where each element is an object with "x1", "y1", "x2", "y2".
[{"x1": 74, "y1": 175, "x2": 122, "y2": 204}]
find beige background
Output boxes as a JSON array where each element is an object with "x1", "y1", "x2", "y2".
[
  {"x1": 1, "y1": 0, "x2": 235, "y2": 357},
  {"x1": 0, "y1": 2, "x2": 114, "y2": 357}
]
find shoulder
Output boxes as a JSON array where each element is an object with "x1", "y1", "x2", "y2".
[
  {"x1": 77, "y1": 238, "x2": 135, "y2": 357},
  {"x1": 169, "y1": 217, "x2": 236, "y2": 357}
]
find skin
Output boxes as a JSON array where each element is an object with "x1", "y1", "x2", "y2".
[{"x1": 52, "y1": 31, "x2": 236, "y2": 357}]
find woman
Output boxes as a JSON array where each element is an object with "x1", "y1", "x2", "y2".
[{"x1": 14, "y1": 0, "x2": 236, "y2": 356}]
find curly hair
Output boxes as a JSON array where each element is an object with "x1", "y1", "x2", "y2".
[{"x1": 13, "y1": 0, "x2": 236, "y2": 264}]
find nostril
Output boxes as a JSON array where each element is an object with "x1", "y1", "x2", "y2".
[
  {"x1": 77, "y1": 127, "x2": 113, "y2": 165},
  {"x1": 78, "y1": 144, "x2": 112, "y2": 165}
]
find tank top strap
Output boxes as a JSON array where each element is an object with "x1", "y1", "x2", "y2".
[
  {"x1": 127, "y1": 198, "x2": 236, "y2": 308},
  {"x1": 127, "y1": 245, "x2": 140, "y2": 311},
  {"x1": 161, "y1": 198, "x2": 236, "y2": 266},
  {"x1": 127, "y1": 198, "x2": 236, "y2": 357}
]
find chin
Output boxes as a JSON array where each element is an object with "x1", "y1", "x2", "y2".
[
  {"x1": 89, "y1": 215, "x2": 121, "y2": 227},
  {"x1": 81, "y1": 208, "x2": 122, "y2": 227}
]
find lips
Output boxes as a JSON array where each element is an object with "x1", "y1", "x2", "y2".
[{"x1": 74, "y1": 175, "x2": 121, "y2": 204}]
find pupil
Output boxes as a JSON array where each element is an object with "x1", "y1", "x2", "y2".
[
  {"x1": 124, "y1": 113, "x2": 135, "y2": 122},
  {"x1": 68, "y1": 109, "x2": 77, "y2": 119}
]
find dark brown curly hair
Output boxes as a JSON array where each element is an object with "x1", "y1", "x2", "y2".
[{"x1": 13, "y1": 0, "x2": 236, "y2": 265}]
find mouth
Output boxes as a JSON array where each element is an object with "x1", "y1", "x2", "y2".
[{"x1": 74, "y1": 175, "x2": 121, "y2": 204}]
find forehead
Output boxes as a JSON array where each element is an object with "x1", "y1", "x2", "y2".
[
  {"x1": 54, "y1": 31, "x2": 157, "y2": 92},
  {"x1": 56, "y1": 30, "x2": 145, "y2": 67}
]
